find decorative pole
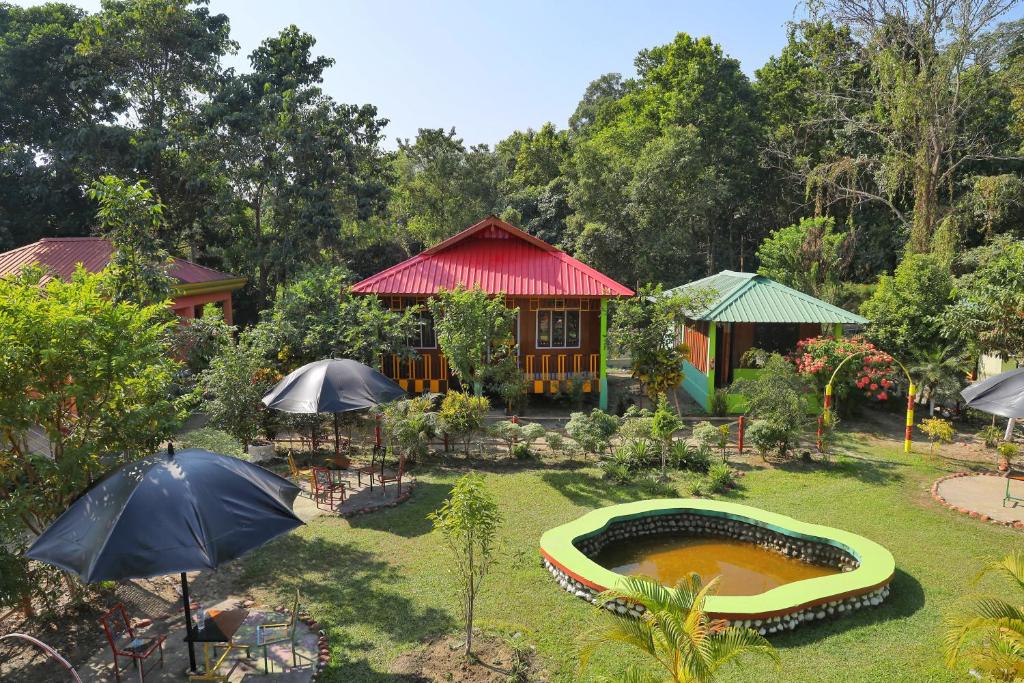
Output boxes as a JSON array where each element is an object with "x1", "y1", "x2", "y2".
[
  {"x1": 599, "y1": 299, "x2": 609, "y2": 411},
  {"x1": 905, "y1": 383, "x2": 916, "y2": 454}
]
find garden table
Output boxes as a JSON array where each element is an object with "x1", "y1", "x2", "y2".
[{"x1": 185, "y1": 607, "x2": 249, "y2": 682}]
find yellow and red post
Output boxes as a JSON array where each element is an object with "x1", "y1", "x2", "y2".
[
  {"x1": 819, "y1": 384, "x2": 833, "y2": 452},
  {"x1": 904, "y1": 383, "x2": 916, "y2": 453}
]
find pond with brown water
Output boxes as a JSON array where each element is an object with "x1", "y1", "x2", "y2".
[{"x1": 592, "y1": 535, "x2": 840, "y2": 596}]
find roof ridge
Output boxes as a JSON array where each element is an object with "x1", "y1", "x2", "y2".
[
  {"x1": 38, "y1": 236, "x2": 105, "y2": 242},
  {"x1": 702, "y1": 275, "x2": 759, "y2": 320}
]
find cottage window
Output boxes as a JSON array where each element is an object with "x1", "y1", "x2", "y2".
[
  {"x1": 409, "y1": 308, "x2": 436, "y2": 349},
  {"x1": 537, "y1": 310, "x2": 580, "y2": 349}
]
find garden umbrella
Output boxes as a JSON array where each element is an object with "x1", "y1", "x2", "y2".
[
  {"x1": 26, "y1": 445, "x2": 303, "y2": 672},
  {"x1": 961, "y1": 367, "x2": 1024, "y2": 439},
  {"x1": 261, "y1": 358, "x2": 407, "y2": 456}
]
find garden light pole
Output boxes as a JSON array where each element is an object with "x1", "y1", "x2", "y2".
[{"x1": 821, "y1": 351, "x2": 914, "y2": 454}]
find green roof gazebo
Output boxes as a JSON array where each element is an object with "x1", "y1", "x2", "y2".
[{"x1": 666, "y1": 271, "x2": 868, "y2": 413}]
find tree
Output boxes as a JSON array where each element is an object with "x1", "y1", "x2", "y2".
[
  {"x1": 581, "y1": 574, "x2": 779, "y2": 683},
  {"x1": 909, "y1": 346, "x2": 970, "y2": 415},
  {"x1": 651, "y1": 394, "x2": 683, "y2": 481},
  {"x1": 565, "y1": 409, "x2": 619, "y2": 458},
  {"x1": 756, "y1": 217, "x2": 851, "y2": 303},
  {"x1": 495, "y1": 123, "x2": 572, "y2": 246},
  {"x1": 388, "y1": 128, "x2": 502, "y2": 250},
  {"x1": 610, "y1": 284, "x2": 717, "y2": 411},
  {"x1": 945, "y1": 551, "x2": 1024, "y2": 680},
  {"x1": 88, "y1": 175, "x2": 175, "y2": 306},
  {"x1": 199, "y1": 328, "x2": 276, "y2": 449},
  {"x1": 802, "y1": 0, "x2": 1023, "y2": 252},
  {"x1": 380, "y1": 396, "x2": 437, "y2": 462},
  {"x1": 427, "y1": 285, "x2": 519, "y2": 395},
  {"x1": 861, "y1": 253, "x2": 953, "y2": 360},
  {"x1": 428, "y1": 473, "x2": 501, "y2": 657},
  {"x1": 0, "y1": 267, "x2": 181, "y2": 608},
  {"x1": 943, "y1": 236, "x2": 1024, "y2": 359},
  {"x1": 254, "y1": 265, "x2": 416, "y2": 371}
]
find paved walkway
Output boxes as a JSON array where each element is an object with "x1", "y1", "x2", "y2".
[
  {"x1": 76, "y1": 598, "x2": 320, "y2": 682},
  {"x1": 292, "y1": 469, "x2": 413, "y2": 521},
  {"x1": 935, "y1": 473, "x2": 1024, "y2": 525}
]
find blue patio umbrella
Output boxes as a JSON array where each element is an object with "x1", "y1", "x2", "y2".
[{"x1": 26, "y1": 445, "x2": 303, "y2": 672}]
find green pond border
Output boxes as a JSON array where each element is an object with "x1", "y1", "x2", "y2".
[{"x1": 539, "y1": 498, "x2": 895, "y2": 621}]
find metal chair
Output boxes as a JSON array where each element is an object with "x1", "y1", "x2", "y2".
[
  {"x1": 309, "y1": 466, "x2": 345, "y2": 511},
  {"x1": 97, "y1": 603, "x2": 165, "y2": 682},
  {"x1": 376, "y1": 456, "x2": 407, "y2": 496},
  {"x1": 255, "y1": 589, "x2": 301, "y2": 673}
]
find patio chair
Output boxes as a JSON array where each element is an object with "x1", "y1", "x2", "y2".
[
  {"x1": 309, "y1": 466, "x2": 345, "y2": 511},
  {"x1": 255, "y1": 589, "x2": 301, "y2": 673},
  {"x1": 354, "y1": 444, "x2": 383, "y2": 490},
  {"x1": 1005, "y1": 469, "x2": 1024, "y2": 507},
  {"x1": 376, "y1": 456, "x2": 407, "y2": 496},
  {"x1": 287, "y1": 450, "x2": 313, "y2": 481},
  {"x1": 98, "y1": 603, "x2": 166, "y2": 682}
]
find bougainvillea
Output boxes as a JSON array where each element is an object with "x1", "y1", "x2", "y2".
[{"x1": 790, "y1": 335, "x2": 901, "y2": 404}]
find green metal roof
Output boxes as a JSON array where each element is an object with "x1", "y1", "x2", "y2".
[{"x1": 664, "y1": 270, "x2": 868, "y2": 324}]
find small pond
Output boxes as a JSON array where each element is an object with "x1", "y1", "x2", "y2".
[{"x1": 592, "y1": 535, "x2": 839, "y2": 596}]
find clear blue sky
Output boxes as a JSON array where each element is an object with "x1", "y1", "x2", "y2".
[{"x1": 17, "y1": 0, "x2": 806, "y2": 147}]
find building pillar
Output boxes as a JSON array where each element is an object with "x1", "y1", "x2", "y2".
[
  {"x1": 599, "y1": 299, "x2": 608, "y2": 411},
  {"x1": 833, "y1": 322, "x2": 842, "y2": 340},
  {"x1": 706, "y1": 322, "x2": 717, "y2": 410},
  {"x1": 222, "y1": 294, "x2": 234, "y2": 325}
]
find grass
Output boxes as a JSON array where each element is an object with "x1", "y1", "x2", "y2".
[{"x1": 234, "y1": 433, "x2": 1019, "y2": 682}]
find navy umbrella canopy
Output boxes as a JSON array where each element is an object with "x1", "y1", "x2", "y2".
[
  {"x1": 26, "y1": 446, "x2": 302, "y2": 672},
  {"x1": 961, "y1": 367, "x2": 1024, "y2": 419},
  {"x1": 261, "y1": 358, "x2": 407, "y2": 414}
]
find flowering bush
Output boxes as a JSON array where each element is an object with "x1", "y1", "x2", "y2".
[{"x1": 790, "y1": 335, "x2": 900, "y2": 403}]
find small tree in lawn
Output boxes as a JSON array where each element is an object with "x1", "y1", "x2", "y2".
[
  {"x1": 610, "y1": 283, "x2": 716, "y2": 411},
  {"x1": 565, "y1": 409, "x2": 620, "y2": 459},
  {"x1": 652, "y1": 394, "x2": 683, "y2": 481},
  {"x1": 428, "y1": 285, "x2": 519, "y2": 395},
  {"x1": 438, "y1": 391, "x2": 491, "y2": 456},
  {"x1": 428, "y1": 473, "x2": 502, "y2": 657},
  {"x1": 919, "y1": 418, "x2": 955, "y2": 456},
  {"x1": 200, "y1": 328, "x2": 277, "y2": 450}
]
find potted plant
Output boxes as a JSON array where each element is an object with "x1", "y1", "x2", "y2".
[{"x1": 997, "y1": 442, "x2": 1020, "y2": 472}]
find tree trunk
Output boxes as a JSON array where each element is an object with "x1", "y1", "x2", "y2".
[{"x1": 910, "y1": 149, "x2": 940, "y2": 253}]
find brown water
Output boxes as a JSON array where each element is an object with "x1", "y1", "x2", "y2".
[{"x1": 593, "y1": 536, "x2": 839, "y2": 596}]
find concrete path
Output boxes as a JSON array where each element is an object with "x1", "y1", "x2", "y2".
[
  {"x1": 76, "y1": 598, "x2": 319, "y2": 683},
  {"x1": 292, "y1": 469, "x2": 413, "y2": 521},
  {"x1": 936, "y1": 473, "x2": 1024, "y2": 524}
]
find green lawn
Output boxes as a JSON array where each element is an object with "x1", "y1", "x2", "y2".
[{"x1": 236, "y1": 434, "x2": 1019, "y2": 682}]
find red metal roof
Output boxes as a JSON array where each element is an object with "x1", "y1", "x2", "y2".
[
  {"x1": 0, "y1": 237, "x2": 239, "y2": 286},
  {"x1": 351, "y1": 217, "x2": 634, "y2": 298}
]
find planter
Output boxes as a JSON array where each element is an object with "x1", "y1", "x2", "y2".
[{"x1": 247, "y1": 443, "x2": 276, "y2": 462}]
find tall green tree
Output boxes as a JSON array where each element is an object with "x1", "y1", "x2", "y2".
[
  {"x1": 495, "y1": 123, "x2": 572, "y2": 246},
  {"x1": 88, "y1": 175, "x2": 174, "y2": 306},
  {"x1": 860, "y1": 253, "x2": 953, "y2": 360},
  {"x1": 756, "y1": 216, "x2": 851, "y2": 303},
  {"x1": 801, "y1": 0, "x2": 1023, "y2": 252},
  {"x1": 427, "y1": 285, "x2": 519, "y2": 395},
  {"x1": 388, "y1": 128, "x2": 502, "y2": 250}
]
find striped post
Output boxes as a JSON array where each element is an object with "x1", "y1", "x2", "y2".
[
  {"x1": 905, "y1": 383, "x2": 916, "y2": 453},
  {"x1": 820, "y1": 383, "x2": 833, "y2": 452}
]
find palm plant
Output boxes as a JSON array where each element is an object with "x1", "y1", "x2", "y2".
[
  {"x1": 580, "y1": 574, "x2": 779, "y2": 683},
  {"x1": 945, "y1": 550, "x2": 1024, "y2": 681},
  {"x1": 910, "y1": 347, "x2": 970, "y2": 416}
]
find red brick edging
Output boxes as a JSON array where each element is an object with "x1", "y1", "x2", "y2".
[
  {"x1": 339, "y1": 480, "x2": 416, "y2": 519},
  {"x1": 930, "y1": 471, "x2": 1024, "y2": 530}
]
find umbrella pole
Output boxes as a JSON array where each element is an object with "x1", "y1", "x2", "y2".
[
  {"x1": 334, "y1": 412, "x2": 340, "y2": 460},
  {"x1": 180, "y1": 572, "x2": 198, "y2": 673}
]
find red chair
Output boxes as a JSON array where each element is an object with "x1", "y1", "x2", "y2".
[
  {"x1": 376, "y1": 456, "x2": 407, "y2": 496},
  {"x1": 309, "y1": 466, "x2": 345, "y2": 511},
  {"x1": 354, "y1": 445, "x2": 383, "y2": 490},
  {"x1": 98, "y1": 603, "x2": 165, "y2": 682}
]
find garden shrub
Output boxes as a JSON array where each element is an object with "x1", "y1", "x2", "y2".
[
  {"x1": 512, "y1": 442, "x2": 534, "y2": 460},
  {"x1": 490, "y1": 421, "x2": 546, "y2": 459},
  {"x1": 651, "y1": 394, "x2": 683, "y2": 480},
  {"x1": 544, "y1": 431, "x2": 566, "y2": 453},
  {"x1": 791, "y1": 335, "x2": 900, "y2": 411},
  {"x1": 706, "y1": 462, "x2": 735, "y2": 494},
  {"x1": 691, "y1": 421, "x2": 719, "y2": 456},
  {"x1": 565, "y1": 409, "x2": 619, "y2": 458},
  {"x1": 919, "y1": 417, "x2": 955, "y2": 455},
  {"x1": 381, "y1": 396, "x2": 438, "y2": 461},
  {"x1": 178, "y1": 427, "x2": 248, "y2": 459},
  {"x1": 732, "y1": 354, "x2": 811, "y2": 458},
  {"x1": 601, "y1": 451, "x2": 634, "y2": 483},
  {"x1": 715, "y1": 424, "x2": 730, "y2": 459},
  {"x1": 997, "y1": 441, "x2": 1019, "y2": 467},
  {"x1": 439, "y1": 392, "x2": 490, "y2": 455},
  {"x1": 979, "y1": 425, "x2": 1002, "y2": 449},
  {"x1": 670, "y1": 440, "x2": 711, "y2": 472},
  {"x1": 709, "y1": 388, "x2": 729, "y2": 416}
]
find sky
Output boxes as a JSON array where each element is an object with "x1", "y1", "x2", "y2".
[{"x1": 13, "y1": 0, "x2": 807, "y2": 147}]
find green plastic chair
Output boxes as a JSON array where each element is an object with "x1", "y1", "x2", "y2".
[{"x1": 255, "y1": 589, "x2": 300, "y2": 673}]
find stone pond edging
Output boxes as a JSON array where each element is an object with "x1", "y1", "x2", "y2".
[{"x1": 931, "y1": 471, "x2": 1024, "y2": 530}]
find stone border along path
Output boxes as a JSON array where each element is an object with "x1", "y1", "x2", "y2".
[{"x1": 931, "y1": 471, "x2": 1024, "y2": 529}]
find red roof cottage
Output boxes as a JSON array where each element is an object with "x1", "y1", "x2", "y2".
[
  {"x1": 351, "y1": 216, "x2": 634, "y2": 409},
  {"x1": 0, "y1": 237, "x2": 246, "y2": 323}
]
